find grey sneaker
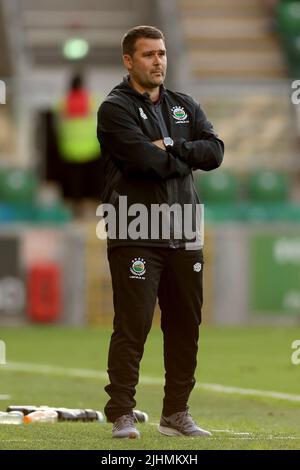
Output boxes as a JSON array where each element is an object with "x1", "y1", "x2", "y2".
[
  {"x1": 133, "y1": 409, "x2": 149, "y2": 423},
  {"x1": 112, "y1": 414, "x2": 140, "y2": 439},
  {"x1": 158, "y1": 410, "x2": 212, "y2": 437}
]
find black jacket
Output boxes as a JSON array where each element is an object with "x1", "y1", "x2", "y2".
[{"x1": 97, "y1": 77, "x2": 224, "y2": 249}]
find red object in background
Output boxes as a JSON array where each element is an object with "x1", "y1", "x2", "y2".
[
  {"x1": 64, "y1": 90, "x2": 89, "y2": 117},
  {"x1": 27, "y1": 263, "x2": 61, "y2": 323}
]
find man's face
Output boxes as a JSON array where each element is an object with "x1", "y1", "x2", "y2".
[{"x1": 123, "y1": 38, "x2": 167, "y2": 89}]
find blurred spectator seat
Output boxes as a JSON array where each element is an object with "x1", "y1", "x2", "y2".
[
  {"x1": 0, "y1": 168, "x2": 72, "y2": 225},
  {"x1": 194, "y1": 170, "x2": 239, "y2": 203},
  {"x1": 193, "y1": 170, "x2": 241, "y2": 222},
  {"x1": 35, "y1": 203, "x2": 71, "y2": 225},
  {"x1": 277, "y1": 0, "x2": 300, "y2": 36},
  {"x1": 193, "y1": 169, "x2": 300, "y2": 223},
  {"x1": 246, "y1": 170, "x2": 289, "y2": 202},
  {"x1": 0, "y1": 203, "x2": 15, "y2": 223},
  {"x1": 244, "y1": 170, "x2": 299, "y2": 223},
  {"x1": 0, "y1": 168, "x2": 38, "y2": 205},
  {"x1": 277, "y1": 0, "x2": 300, "y2": 76}
]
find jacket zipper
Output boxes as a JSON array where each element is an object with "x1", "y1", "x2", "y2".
[{"x1": 148, "y1": 100, "x2": 179, "y2": 248}]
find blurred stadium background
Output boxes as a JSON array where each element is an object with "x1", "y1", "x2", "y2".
[
  {"x1": 1, "y1": 0, "x2": 300, "y2": 450},
  {"x1": 0, "y1": 0, "x2": 300, "y2": 327}
]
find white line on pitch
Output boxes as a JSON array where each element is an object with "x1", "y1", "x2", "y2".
[
  {"x1": 0, "y1": 395, "x2": 11, "y2": 400},
  {"x1": 3, "y1": 361, "x2": 300, "y2": 403}
]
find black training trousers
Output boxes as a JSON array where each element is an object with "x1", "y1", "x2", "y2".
[{"x1": 104, "y1": 245, "x2": 204, "y2": 422}]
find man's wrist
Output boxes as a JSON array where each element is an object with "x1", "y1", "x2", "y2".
[{"x1": 152, "y1": 139, "x2": 165, "y2": 150}]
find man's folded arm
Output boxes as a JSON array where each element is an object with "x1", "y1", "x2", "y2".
[
  {"x1": 171, "y1": 104, "x2": 224, "y2": 171},
  {"x1": 97, "y1": 102, "x2": 190, "y2": 179}
]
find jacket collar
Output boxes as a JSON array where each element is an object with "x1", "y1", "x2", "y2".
[{"x1": 121, "y1": 75, "x2": 166, "y2": 103}]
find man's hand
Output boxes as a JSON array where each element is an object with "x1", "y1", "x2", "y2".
[{"x1": 152, "y1": 139, "x2": 165, "y2": 150}]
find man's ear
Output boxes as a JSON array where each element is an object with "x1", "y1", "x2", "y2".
[{"x1": 123, "y1": 54, "x2": 133, "y2": 71}]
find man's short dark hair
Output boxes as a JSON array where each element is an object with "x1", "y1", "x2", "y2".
[{"x1": 122, "y1": 25, "x2": 165, "y2": 56}]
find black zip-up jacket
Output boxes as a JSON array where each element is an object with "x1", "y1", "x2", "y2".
[{"x1": 97, "y1": 77, "x2": 224, "y2": 249}]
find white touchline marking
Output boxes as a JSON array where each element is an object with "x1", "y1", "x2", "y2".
[
  {"x1": 225, "y1": 436, "x2": 300, "y2": 440},
  {"x1": 3, "y1": 362, "x2": 107, "y2": 380},
  {"x1": 3, "y1": 361, "x2": 300, "y2": 403},
  {"x1": 148, "y1": 424, "x2": 299, "y2": 440},
  {"x1": 211, "y1": 430, "x2": 252, "y2": 435},
  {"x1": 150, "y1": 423, "x2": 252, "y2": 436},
  {"x1": 198, "y1": 383, "x2": 300, "y2": 402},
  {"x1": 0, "y1": 395, "x2": 11, "y2": 400}
]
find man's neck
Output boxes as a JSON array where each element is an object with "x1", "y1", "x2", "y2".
[{"x1": 128, "y1": 76, "x2": 160, "y2": 103}]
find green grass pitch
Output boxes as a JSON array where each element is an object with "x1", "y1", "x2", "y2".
[{"x1": 0, "y1": 325, "x2": 300, "y2": 450}]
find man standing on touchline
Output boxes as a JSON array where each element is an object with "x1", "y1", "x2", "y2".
[{"x1": 97, "y1": 25, "x2": 224, "y2": 439}]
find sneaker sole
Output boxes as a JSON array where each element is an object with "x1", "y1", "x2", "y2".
[
  {"x1": 158, "y1": 425, "x2": 212, "y2": 437},
  {"x1": 158, "y1": 425, "x2": 183, "y2": 436},
  {"x1": 113, "y1": 432, "x2": 140, "y2": 439}
]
